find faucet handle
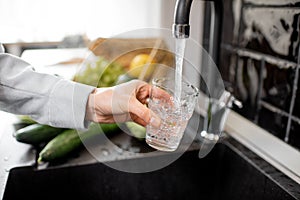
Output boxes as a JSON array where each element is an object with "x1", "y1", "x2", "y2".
[{"x1": 218, "y1": 90, "x2": 242, "y2": 109}]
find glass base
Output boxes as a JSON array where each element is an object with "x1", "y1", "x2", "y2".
[{"x1": 146, "y1": 138, "x2": 178, "y2": 152}]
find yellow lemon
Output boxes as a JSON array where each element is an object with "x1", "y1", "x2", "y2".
[{"x1": 128, "y1": 54, "x2": 156, "y2": 79}]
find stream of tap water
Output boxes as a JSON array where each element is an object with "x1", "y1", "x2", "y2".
[{"x1": 174, "y1": 38, "x2": 186, "y2": 106}]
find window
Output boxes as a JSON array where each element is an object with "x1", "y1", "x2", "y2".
[{"x1": 0, "y1": 0, "x2": 161, "y2": 43}]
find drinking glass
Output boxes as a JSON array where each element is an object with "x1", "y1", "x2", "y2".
[{"x1": 146, "y1": 78, "x2": 199, "y2": 151}]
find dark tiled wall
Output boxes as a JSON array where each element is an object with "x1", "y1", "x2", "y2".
[{"x1": 218, "y1": 0, "x2": 300, "y2": 150}]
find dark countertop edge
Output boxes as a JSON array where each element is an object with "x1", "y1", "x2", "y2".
[{"x1": 222, "y1": 135, "x2": 300, "y2": 199}]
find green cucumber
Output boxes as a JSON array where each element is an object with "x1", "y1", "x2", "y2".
[
  {"x1": 14, "y1": 123, "x2": 65, "y2": 145},
  {"x1": 38, "y1": 129, "x2": 81, "y2": 163},
  {"x1": 38, "y1": 123, "x2": 120, "y2": 163},
  {"x1": 13, "y1": 115, "x2": 37, "y2": 130}
]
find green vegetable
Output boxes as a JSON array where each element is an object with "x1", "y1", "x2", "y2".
[
  {"x1": 16, "y1": 115, "x2": 37, "y2": 125},
  {"x1": 14, "y1": 123, "x2": 65, "y2": 145},
  {"x1": 14, "y1": 115, "x2": 37, "y2": 130},
  {"x1": 38, "y1": 123, "x2": 120, "y2": 162},
  {"x1": 125, "y1": 121, "x2": 146, "y2": 140},
  {"x1": 38, "y1": 129, "x2": 81, "y2": 163},
  {"x1": 74, "y1": 56, "x2": 125, "y2": 87}
]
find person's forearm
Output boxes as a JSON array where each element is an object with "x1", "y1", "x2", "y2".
[{"x1": 0, "y1": 47, "x2": 95, "y2": 129}]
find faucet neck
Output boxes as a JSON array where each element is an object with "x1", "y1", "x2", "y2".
[
  {"x1": 174, "y1": 0, "x2": 193, "y2": 25},
  {"x1": 173, "y1": 0, "x2": 193, "y2": 38}
]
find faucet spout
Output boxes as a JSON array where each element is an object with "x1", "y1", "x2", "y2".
[
  {"x1": 173, "y1": 0, "x2": 193, "y2": 39},
  {"x1": 173, "y1": 0, "x2": 223, "y2": 66}
]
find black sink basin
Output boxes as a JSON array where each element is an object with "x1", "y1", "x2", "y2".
[{"x1": 3, "y1": 139, "x2": 299, "y2": 200}]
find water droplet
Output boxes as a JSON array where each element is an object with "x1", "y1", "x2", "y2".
[
  {"x1": 129, "y1": 147, "x2": 140, "y2": 153},
  {"x1": 100, "y1": 148, "x2": 109, "y2": 156},
  {"x1": 5, "y1": 168, "x2": 10, "y2": 172},
  {"x1": 115, "y1": 147, "x2": 124, "y2": 154},
  {"x1": 3, "y1": 157, "x2": 9, "y2": 161}
]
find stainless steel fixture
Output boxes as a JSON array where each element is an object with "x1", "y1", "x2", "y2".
[{"x1": 172, "y1": 0, "x2": 223, "y2": 66}]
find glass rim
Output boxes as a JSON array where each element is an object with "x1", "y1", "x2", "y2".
[{"x1": 151, "y1": 77, "x2": 199, "y2": 97}]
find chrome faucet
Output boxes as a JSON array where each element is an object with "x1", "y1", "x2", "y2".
[
  {"x1": 172, "y1": 0, "x2": 223, "y2": 66},
  {"x1": 172, "y1": 0, "x2": 193, "y2": 39},
  {"x1": 172, "y1": 0, "x2": 231, "y2": 146}
]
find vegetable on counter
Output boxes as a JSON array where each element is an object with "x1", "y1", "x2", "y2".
[
  {"x1": 38, "y1": 123, "x2": 120, "y2": 163},
  {"x1": 73, "y1": 56, "x2": 125, "y2": 87},
  {"x1": 16, "y1": 115, "x2": 37, "y2": 125},
  {"x1": 125, "y1": 121, "x2": 146, "y2": 140},
  {"x1": 14, "y1": 123, "x2": 65, "y2": 145}
]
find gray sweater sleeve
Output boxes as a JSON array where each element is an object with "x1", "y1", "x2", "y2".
[{"x1": 0, "y1": 44, "x2": 95, "y2": 130}]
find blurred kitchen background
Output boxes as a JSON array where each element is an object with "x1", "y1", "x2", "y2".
[
  {"x1": 1, "y1": 0, "x2": 300, "y2": 198},
  {"x1": 0, "y1": 0, "x2": 161, "y2": 56}
]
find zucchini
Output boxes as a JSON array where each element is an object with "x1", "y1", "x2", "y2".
[
  {"x1": 14, "y1": 123, "x2": 65, "y2": 145},
  {"x1": 38, "y1": 123, "x2": 120, "y2": 162}
]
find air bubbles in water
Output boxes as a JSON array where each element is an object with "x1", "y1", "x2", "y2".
[{"x1": 174, "y1": 38, "x2": 186, "y2": 104}]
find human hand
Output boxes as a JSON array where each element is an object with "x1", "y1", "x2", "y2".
[{"x1": 85, "y1": 80, "x2": 164, "y2": 127}]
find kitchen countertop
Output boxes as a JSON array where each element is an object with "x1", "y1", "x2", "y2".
[
  {"x1": 20, "y1": 47, "x2": 90, "y2": 80},
  {"x1": 0, "y1": 48, "x2": 91, "y2": 192},
  {"x1": 0, "y1": 112, "x2": 36, "y2": 197}
]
